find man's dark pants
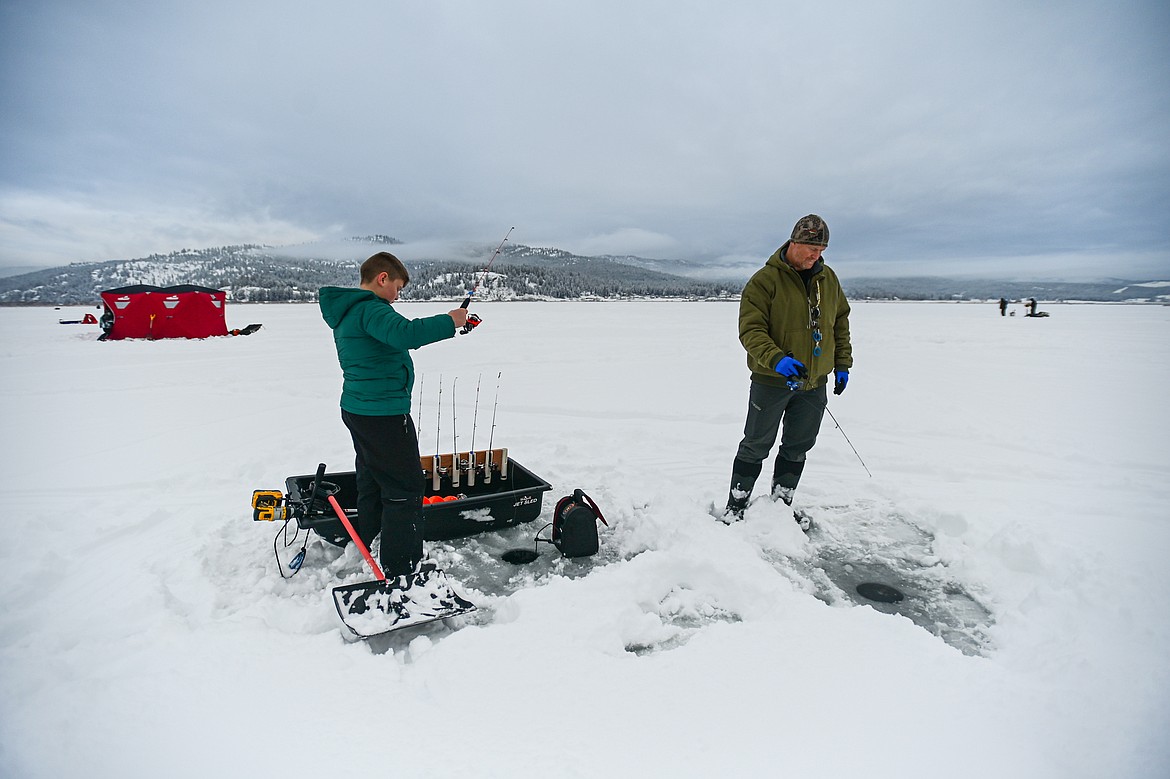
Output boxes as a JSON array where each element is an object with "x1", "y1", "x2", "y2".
[
  {"x1": 341, "y1": 410, "x2": 425, "y2": 577},
  {"x1": 731, "y1": 381, "x2": 828, "y2": 501}
]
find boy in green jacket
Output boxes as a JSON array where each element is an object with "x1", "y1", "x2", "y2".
[
  {"x1": 723, "y1": 215, "x2": 853, "y2": 526},
  {"x1": 319, "y1": 252, "x2": 469, "y2": 578}
]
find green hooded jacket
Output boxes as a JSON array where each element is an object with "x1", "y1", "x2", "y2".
[
  {"x1": 318, "y1": 287, "x2": 456, "y2": 415},
  {"x1": 739, "y1": 242, "x2": 852, "y2": 389}
]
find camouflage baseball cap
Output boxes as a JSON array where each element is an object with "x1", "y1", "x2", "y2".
[{"x1": 790, "y1": 214, "x2": 829, "y2": 246}]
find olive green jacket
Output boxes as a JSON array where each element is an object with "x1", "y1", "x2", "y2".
[
  {"x1": 319, "y1": 287, "x2": 456, "y2": 416},
  {"x1": 739, "y1": 242, "x2": 852, "y2": 388}
]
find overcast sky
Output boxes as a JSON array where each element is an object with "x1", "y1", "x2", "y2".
[{"x1": 1, "y1": 0, "x2": 1167, "y2": 280}]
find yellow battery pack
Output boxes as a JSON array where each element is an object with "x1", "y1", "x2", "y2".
[{"x1": 251, "y1": 490, "x2": 286, "y2": 522}]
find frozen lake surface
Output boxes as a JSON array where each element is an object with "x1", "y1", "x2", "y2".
[{"x1": 1, "y1": 300, "x2": 1167, "y2": 778}]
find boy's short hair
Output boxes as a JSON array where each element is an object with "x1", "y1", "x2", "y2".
[{"x1": 360, "y1": 252, "x2": 410, "y2": 285}]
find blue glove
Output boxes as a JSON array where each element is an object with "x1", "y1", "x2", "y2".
[
  {"x1": 833, "y1": 370, "x2": 849, "y2": 395},
  {"x1": 774, "y1": 354, "x2": 807, "y2": 378}
]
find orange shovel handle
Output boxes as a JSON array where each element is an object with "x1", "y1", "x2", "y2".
[{"x1": 327, "y1": 494, "x2": 385, "y2": 581}]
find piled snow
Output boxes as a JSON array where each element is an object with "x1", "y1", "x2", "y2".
[{"x1": 1, "y1": 301, "x2": 1167, "y2": 778}]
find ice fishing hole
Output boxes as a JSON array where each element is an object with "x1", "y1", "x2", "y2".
[
  {"x1": 502, "y1": 548, "x2": 540, "y2": 564},
  {"x1": 856, "y1": 582, "x2": 905, "y2": 603}
]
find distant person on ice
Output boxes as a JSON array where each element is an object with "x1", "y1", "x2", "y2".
[
  {"x1": 723, "y1": 214, "x2": 853, "y2": 525},
  {"x1": 1027, "y1": 297, "x2": 1038, "y2": 316},
  {"x1": 999, "y1": 298, "x2": 1007, "y2": 316},
  {"x1": 319, "y1": 252, "x2": 469, "y2": 580}
]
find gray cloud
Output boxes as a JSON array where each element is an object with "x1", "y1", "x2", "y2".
[{"x1": 2, "y1": 0, "x2": 1167, "y2": 279}]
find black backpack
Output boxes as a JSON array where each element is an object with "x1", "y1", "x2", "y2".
[{"x1": 551, "y1": 489, "x2": 608, "y2": 558}]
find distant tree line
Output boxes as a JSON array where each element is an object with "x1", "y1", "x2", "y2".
[
  {"x1": 400, "y1": 261, "x2": 739, "y2": 301},
  {"x1": 839, "y1": 277, "x2": 1162, "y2": 302},
  {"x1": 0, "y1": 246, "x2": 740, "y2": 305},
  {"x1": 1, "y1": 242, "x2": 1162, "y2": 305}
]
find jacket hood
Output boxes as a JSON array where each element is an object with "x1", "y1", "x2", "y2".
[{"x1": 319, "y1": 287, "x2": 380, "y2": 329}]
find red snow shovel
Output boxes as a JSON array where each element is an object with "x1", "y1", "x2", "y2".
[{"x1": 326, "y1": 495, "x2": 475, "y2": 639}]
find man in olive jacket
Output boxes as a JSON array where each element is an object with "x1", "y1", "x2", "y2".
[
  {"x1": 319, "y1": 252, "x2": 469, "y2": 577},
  {"x1": 723, "y1": 215, "x2": 853, "y2": 525}
]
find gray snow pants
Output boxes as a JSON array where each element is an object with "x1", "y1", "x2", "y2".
[{"x1": 735, "y1": 380, "x2": 828, "y2": 476}]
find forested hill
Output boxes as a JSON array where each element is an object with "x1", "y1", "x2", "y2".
[
  {"x1": 1, "y1": 237, "x2": 1166, "y2": 304},
  {"x1": 0, "y1": 240, "x2": 741, "y2": 305}
]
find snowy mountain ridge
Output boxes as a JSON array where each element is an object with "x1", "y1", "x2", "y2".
[
  {"x1": 0, "y1": 240, "x2": 742, "y2": 305},
  {"x1": 1, "y1": 236, "x2": 1166, "y2": 305}
]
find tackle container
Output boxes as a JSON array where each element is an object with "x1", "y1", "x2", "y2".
[{"x1": 285, "y1": 450, "x2": 551, "y2": 543}]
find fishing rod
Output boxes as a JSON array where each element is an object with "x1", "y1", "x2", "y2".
[
  {"x1": 457, "y1": 227, "x2": 514, "y2": 334},
  {"x1": 485, "y1": 371, "x2": 502, "y2": 482},
  {"x1": 784, "y1": 368, "x2": 870, "y2": 477},
  {"x1": 451, "y1": 377, "x2": 460, "y2": 487},
  {"x1": 461, "y1": 227, "x2": 514, "y2": 308},
  {"x1": 468, "y1": 373, "x2": 482, "y2": 484},
  {"x1": 821, "y1": 400, "x2": 871, "y2": 478},
  {"x1": 451, "y1": 377, "x2": 458, "y2": 455},
  {"x1": 417, "y1": 373, "x2": 425, "y2": 449},
  {"x1": 469, "y1": 374, "x2": 482, "y2": 453},
  {"x1": 486, "y1": 372, "x2": 501, "y2": 453},
  {"x1": 433, "y1": 373, "x2": 443, "y2": 491}
]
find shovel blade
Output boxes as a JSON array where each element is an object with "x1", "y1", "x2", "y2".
[
  {"x1": 332, "y1": 579, "x2": 407, "y2": 638},
  {"x1": 332, "y1": 575, "x2": 475, "y2": 639}
]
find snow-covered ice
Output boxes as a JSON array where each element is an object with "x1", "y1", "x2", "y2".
[{"x1": 1, "y1": 300, "x2": 1167, "y2": 777}]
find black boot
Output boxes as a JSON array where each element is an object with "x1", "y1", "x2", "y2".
[
  {"x1": 723, "y1": 458, "x2": 762, "y2": 522},
  {"x1": 771, "y1": 458, "x2": 805, "y2": 506}
]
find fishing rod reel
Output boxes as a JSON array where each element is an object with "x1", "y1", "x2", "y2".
[
  {"x1": 456, "y1": 294, "x2": 481, "y2": 335},
  {"x1": 460, "y1": 312, "x2": 482, "y2": 335},
  {"x1": 779, "y1": 352, "x2": 810, "y2": 391}
]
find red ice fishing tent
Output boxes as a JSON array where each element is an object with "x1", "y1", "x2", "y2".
[{"x1": 99, "y1": 284, "x2": 229, "y2": 340}]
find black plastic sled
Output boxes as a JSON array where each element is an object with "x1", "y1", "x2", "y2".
[
  {"x1": 251, "y1": 454, "x2": 546, "y2": 637},
  {"x1": 282, "y1": 449, "x2": 552, "y2": 544},
  {"x1": 230, "y1": 323, "x2": 263, "y2": 335}
]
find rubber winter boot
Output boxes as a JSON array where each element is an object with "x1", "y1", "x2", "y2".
[
  {"x1": 772, "y1": 458, "x2": 812, "y2": 531},
  {"x1": 723, "y1": 459, "x2": 762, "y2": 522},
  {"x1": 771, "y1": 458, "x2": 805, "y2": 506}
]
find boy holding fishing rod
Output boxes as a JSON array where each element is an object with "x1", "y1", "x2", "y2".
[{"x1": 319, "y1": 251, "x2": 470, "y2": 581}]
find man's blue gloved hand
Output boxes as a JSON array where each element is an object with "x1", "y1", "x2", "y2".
[
  {"x1": 774, "y1": 354, "x2": 808, "y2": 378},
  {"x1": 833, "y1": 369, "x2": 849, "y2": 395}
]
